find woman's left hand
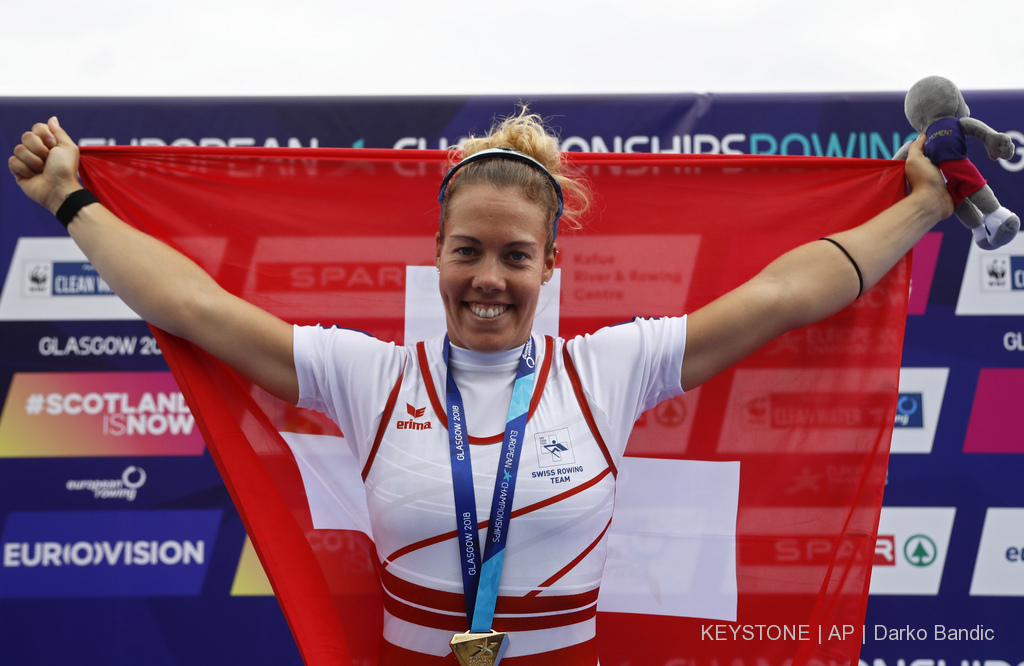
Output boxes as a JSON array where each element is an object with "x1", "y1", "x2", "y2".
[{"x1": 904, "y1": 135, "x2": 953, "y2": 222}]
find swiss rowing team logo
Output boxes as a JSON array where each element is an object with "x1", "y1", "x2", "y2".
[
  {"x1": 397, "y1": 404, "x2": 432, "y2": 430},
  {"x1": 535, "y1": 428, "x2": 574, "y2": 468}
]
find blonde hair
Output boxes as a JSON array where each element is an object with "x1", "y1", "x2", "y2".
[{"x1": 440, "y1": 106, "x2": 591, "y2": 251}]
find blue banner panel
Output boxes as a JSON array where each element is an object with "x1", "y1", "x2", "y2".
[
  {"x1": 1, "y1": 509, "x2": 220, "y2": 598},
  {"x1": 1, "y1": 92, "x2": 1023, "y2": 665}
]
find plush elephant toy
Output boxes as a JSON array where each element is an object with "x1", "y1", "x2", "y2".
[{"x1": 894, "y1": 75, "x2": 1019, "y2": 250}]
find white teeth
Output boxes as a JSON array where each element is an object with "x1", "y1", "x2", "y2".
[{"x1": 470, "y1": 304, "x2": 508, "y2": 318}]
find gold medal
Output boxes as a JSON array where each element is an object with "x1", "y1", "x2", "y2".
[{"x1": 450, "y1": 630, "x2": 509, "y2": 666}]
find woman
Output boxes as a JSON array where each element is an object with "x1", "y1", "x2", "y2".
[{"x1": 9, "y1": 111, "x2": 952, "y2": 665}]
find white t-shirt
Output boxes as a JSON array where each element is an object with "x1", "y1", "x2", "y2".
[{"x1": 293, "y1": 316, "x2": 686, "y2": 663}]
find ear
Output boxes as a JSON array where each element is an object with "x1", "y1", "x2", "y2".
[
  {"x1": 542, "y1": 242, "x2": 558, "y2": 284},
  {"x1": 955, "y1": 88, "x2": 971, "y2": 119},
  {"x1": 435, "y1": 231, "x2": 443, "y2": 268},
  {"x1": 904, "y1": 87, "x2": 928, "y2": 132}
]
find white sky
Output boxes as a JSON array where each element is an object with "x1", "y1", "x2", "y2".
[{"x1": 2, "y1": 0, "x2": 1020, "y2": 96}]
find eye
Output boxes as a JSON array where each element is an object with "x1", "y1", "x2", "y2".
[
  {"x1": 456, "y1": 247, "x2": 476, "y2": 257},
  {"x1": 508, "y1": 251, "x2": 527, "y2": 262}
]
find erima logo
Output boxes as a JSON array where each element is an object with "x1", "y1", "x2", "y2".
[{"x1": 397, "y1": 404, "x2": 431, "y2": 430}]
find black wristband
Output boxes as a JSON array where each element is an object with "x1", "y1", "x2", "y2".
[
  {"x1": 55, "y1": 189, "x2": 100, "y2": 228},
  {"x1": 819, "y1": 237, "x2": 863, "y2": 299}
]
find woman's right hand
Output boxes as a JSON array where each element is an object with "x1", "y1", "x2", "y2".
[
  {"x1": 10, "y1": 116, "x2": 301, "y2": 403},
  {"x1": 8, "y1": 116, "x2": 83, "y2": 214}
]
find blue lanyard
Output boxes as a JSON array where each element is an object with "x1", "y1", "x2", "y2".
[{"x1": 443, "y1": 335, "x2": 536, "y2": 633}]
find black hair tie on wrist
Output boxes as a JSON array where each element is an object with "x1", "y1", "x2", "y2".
[
  {"x1": 55, "y1": 189, "x2": 100, "y2": 228},
  {"x1": 819, "y1": 237, "x2": 863, "y2": 299}
]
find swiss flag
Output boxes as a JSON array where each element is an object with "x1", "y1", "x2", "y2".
[{"x1": 80, "y1": 146, "x2": 909, "y2": 665}]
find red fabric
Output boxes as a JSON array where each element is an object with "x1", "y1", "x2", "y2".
[
  {"x1": 937, "y1": 157, "x2": 986, "y2": 205},
  {"x1": 78, "y1": 146, "x2": 909, "y2": 666}
]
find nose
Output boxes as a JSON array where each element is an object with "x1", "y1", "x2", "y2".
[{"x1": 473, "y1": 257, "x2": 506, "y2": 292}]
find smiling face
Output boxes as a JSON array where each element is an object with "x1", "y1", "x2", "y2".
[{"x1": 435, "y1": 183, "x2": 556, "y2": 352}]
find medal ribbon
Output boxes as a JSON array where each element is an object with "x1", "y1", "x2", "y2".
[{"x1": 444, "y1": 334, "x2": 536, "y2": 633}]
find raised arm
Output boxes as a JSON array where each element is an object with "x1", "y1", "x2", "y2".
[
  {"x1": 959, "y1": 117, "x2": 1015, "y2": 161},
  {"x1": 9, "y1": 117, "x2": 300, "y2": 404},
  {"x1": 680, "y1": 135, "x2": 953, "y2": 391}
]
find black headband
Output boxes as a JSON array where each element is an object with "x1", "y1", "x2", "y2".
[{"x1": 437, "y1": 147, "x2": 564, "y2": 238}]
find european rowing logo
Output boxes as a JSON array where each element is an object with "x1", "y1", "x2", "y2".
[
  {"x1": 66, "y1": 465, "x2": 147, "y2": 502},
  {"x1": 894, "y1": 393, "x2": 923, "y2": 428},
  {"x1": 535, "y1": 428, "x2": 574, "y2": 468},
  {"x1": 397, "y1": 404, "x2": 432, "y2": 430}
]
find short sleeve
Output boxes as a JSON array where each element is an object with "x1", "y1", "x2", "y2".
[
  {"x1": 565, "y1": 315, "x2": 686, "y2": 450},
  {"x1": 293, "y1": 325, "x2": 406, "y2": 459}
]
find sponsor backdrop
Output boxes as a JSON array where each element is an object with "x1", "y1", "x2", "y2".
[{"x1": 0, "y1": 93, "x2": 1021, "y2": 665}]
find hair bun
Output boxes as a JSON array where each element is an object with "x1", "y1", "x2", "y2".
[{"x1": 454, "y1": 105, "x2": 591, "y2": 233}]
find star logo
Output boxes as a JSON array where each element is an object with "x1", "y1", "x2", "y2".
[
  {"x1": 472, "y1": 638, "x2": 496, "y2": 656},
  {"x1": 450, "y1": 631, "x2": 507, "y2": 665},
  {"x1": 503, "y1": 470, "x2": 512, "y2": 482}
]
